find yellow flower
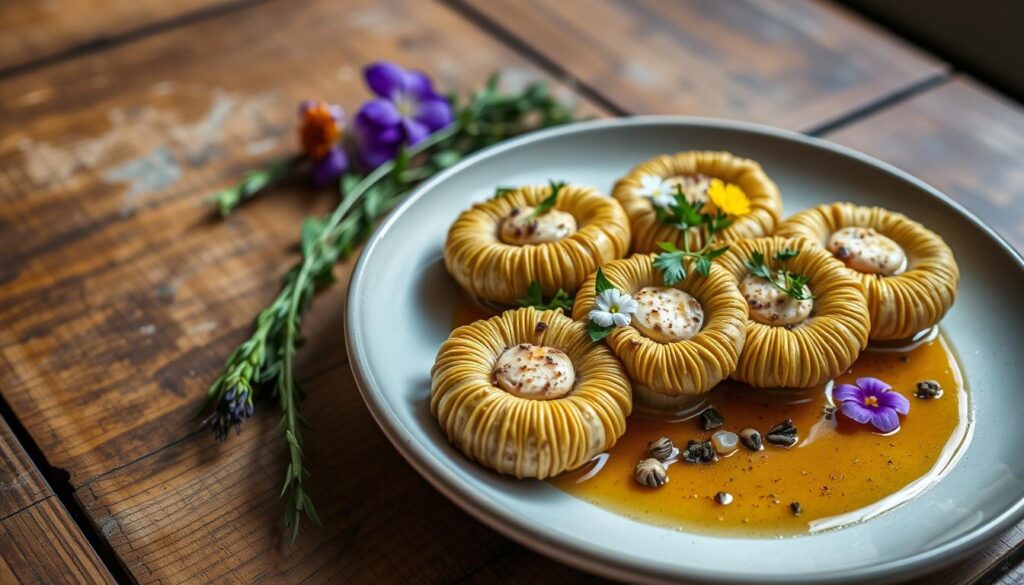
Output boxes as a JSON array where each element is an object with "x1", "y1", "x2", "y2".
[{"x1": 706, "y1": 179, "x2": 750, "y2": 217}]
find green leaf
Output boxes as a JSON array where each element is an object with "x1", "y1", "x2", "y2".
[
  {"x1": 706, "y1": 245, "x2": 730, "y2": 259},
  {"x1": 527, "y1": 179, "x2": 566, "y2": 219},
  {"x1": 773, "y1": 248, "x2": 800, "y2": 263},
  {"x1": 695, "y1": 256, "x2": 712, "y2": 277},
  {"x1": 494, "y1": 186, "x2": 517, "y2": 199},
  {"x1": 588, "y1": 320, "x2": 613, "y2": 342},
  {"x1": 594, "y1": 267, "x2": 614, "y2": 294},
  {"x1": 652, "y1": 248, "x2": 687, "y2": 285},
  {"x1": 744, "y1": 251, "x2": 772, "y2": 279},
  {"x1": 517, "y1": 281, "x2": 573, "y2": 312},
  {"x1": 432, "y1": 150, "x2": 462, "y2": 169},
  {"x1": 300, "y1": 217, "x2": 326, "y2": 258},
  {"x1": 516, "y1": 281, "x2": 543, "y2": 307}
]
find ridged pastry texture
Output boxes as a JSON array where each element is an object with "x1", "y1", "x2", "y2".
[
  {"x1": 572, "y1": 255, "x2": 748, "y2": 396},
  {"x1": 430, "y1": 307, "x2": 632, "y2": 479},
  {"x1": 717, "y1": 237, "x2": 870, "y2": 388},
  {"x1": 774, "y1": 203, "x2": 958, "y2": 340},
  {"x1": 613, "y1": 151, "x2": 782, "y2": 253},
  {"x1": 444, "y1": 184, "x2": 630, "y2": 305}
]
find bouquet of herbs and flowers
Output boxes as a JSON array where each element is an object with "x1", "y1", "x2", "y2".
[{"x1": 196, "y1": 61, "x2": 576, "y2": 538}]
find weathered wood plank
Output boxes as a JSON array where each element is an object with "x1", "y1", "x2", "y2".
[
  {"x1": 0, "y1": 497, "x2": 115, "y2": 585},
  {"x1": 0, "y1": 416, "x2": 48, "y2": 518},
  {"x1": 0, "y1": 0, "x2": 599, "y2": 486},
  {"x1": 76, "y1": 362, "x2": 511, "y2": 584},
  {"x1": 826, "y1": 78, "x2": 1024, "y2": 251},
  {"x1": 825, "y1": 77, "x2": 1024, "y2": 585},
  {"x1": 0, "y1": 0, "x2": 253, "y2": 72},
  {"x1": 454, "y1": 0, "x2": 947, "y2": 131}
]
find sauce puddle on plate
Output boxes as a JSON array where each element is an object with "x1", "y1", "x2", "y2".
[{"x1": 451, "y1": 295, "x2": 971, "y2": 536}]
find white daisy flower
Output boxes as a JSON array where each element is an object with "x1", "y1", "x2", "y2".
[
  {"x1": 635, "y1": 174, "x2": 675, "y2": 209},
  {"x1": 588, "y1": 288, "x2": 639, "y2": 328}
]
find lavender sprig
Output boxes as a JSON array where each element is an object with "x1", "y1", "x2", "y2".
[{"x1": 198, "y1": 75, "x2": 575, "y2": 540}]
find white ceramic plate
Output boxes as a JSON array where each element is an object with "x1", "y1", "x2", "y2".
[{"x1": 346, "y1": 117, "x2": 1024, "y2": 584}]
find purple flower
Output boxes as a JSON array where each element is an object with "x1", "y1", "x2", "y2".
[
  {"x1": 297, "y1": 100, "x2": 349, "y2": 187},
  {"x1": 833, "y1": 377, "x2": 910, "y2": 433},
  {"x1": 354, "y1": 61, "x2": 453, "y2": 168}
]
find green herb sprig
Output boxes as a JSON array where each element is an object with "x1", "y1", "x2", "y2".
[
  {"x1": 526, "y1": 179, "x2": 567, "y2": 219},
  {"x1": 650, "y1": 185, "x2": 731, "y2": 285},
  {"x1": 198, "y1": 74, "x2": 575, "y2": 540},
  {"x1": 210, "y1": 156, "x2": 299, "y2": 217},
  {"x1": 588, "y1": 268, "x2": 616, "y2": 342},
  {"x1": 744, "y1": 249, "x2": 813, "y2": 300},
  {"x1": 517, "y1": 281, "x2": 573, "y2": 313}
]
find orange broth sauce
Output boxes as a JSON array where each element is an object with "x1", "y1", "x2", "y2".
[{"x1": 451, "y1": 294, "x2": 971, "y2": 536}]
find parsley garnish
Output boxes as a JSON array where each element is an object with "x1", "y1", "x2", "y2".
[
  {"x1": 650, "y1": 184, "x2": 731, "y2": 285},
  {"x1": 516, "y1": 281, "x2": 573, "y2": 313},
  {"x1": 743, "y1": 250, "x2": 813, "y2": 300},
  {"x1": 494, "y1": 186, "x2": 516, "y2": 198},
  {"x1": 588, "y1": 267, "x2": 615, "y2": 342},
  {"x1": 527, "y1": 179, "x2": 567, "y2": 219}
]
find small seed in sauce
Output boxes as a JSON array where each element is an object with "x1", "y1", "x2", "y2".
[
  {"x1": 714, "y1": 491, "x2": 734, "y2": 505},
  {"x1": 648, "y1": 437, "x2": 677, "y2": 462},
  {"x1": 682, "y1": 440, "x2": 718, "y2": 464},
  {"x1": 915, "y1": 379, "x2": 944, "y2": 399},
  {"x1": 634, "y1": 458, "x2": 669, "y2": 488},
  {"x1": 739, "y1": 428, "x2": 764, "y2": 451},
  {"x1": 766, "y1": 419, "x2": 799, "y2": 448},
  {"x1": 700, "y1": 407, "x2": 725, "y2": 431},
  {"x1": 711, "y1": 431, "x2": 740, "y2": 456},
  {"x1": 535, "y1": 321, "x2": 547, "y2": 333},
  {"x1": 790, "y1": 501, "x2": 803, "y2": 517}
]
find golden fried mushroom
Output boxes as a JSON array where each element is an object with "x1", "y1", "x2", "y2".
[
  {"x1": 717, "y1": 237, "x2": 870, "y2": 388},
  {"x1": 431, "y1": 307, "x2": 632, "y2": 479},
  {"x1": 444, "y1": 184, "x2": 630, "y2": 305},
  {"x1": 572, "y1": 255, "x2": 747, "y2": 401},
  {"x1": 774, "y1": 203, "x2": 959, "y2": 341},
  {"x1": 613, "y1": 151, "x2": 782, "y2": 253}
]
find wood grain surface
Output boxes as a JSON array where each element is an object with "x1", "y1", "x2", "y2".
[
  {"x1": 0, "y1": 0, "x2": 254, "y2": 73},
  {"x1": 0, "y1": 498, "x2": 115, "y2": 585},
  {"x1": 1, "y1": 0, "x2": 1023, "y2": 583},
  {"x1": 0, "y1": 416, "x2": 115, "y2": 584},
  {"x1": 826, "y1": 77, "x2": 1024, "y2": 251},
  {"x1": 0, "y1": 416, "x2": 48, "y2": 518},
  {"x1": 454, "y1": 0, "x2": 947, "y2": 131}
]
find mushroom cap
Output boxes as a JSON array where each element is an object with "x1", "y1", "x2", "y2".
[
  {"x1": 430, "y1": 307, "x2": 632, "y2": 479},
  {"x1": 444, "y1": 184, "x2": 630, "y2": 305},
  {"x1": 572, "y1": 254, "x2": 748, "y2": 396},
  {"x1": 613, "y1": 150, "x2": 782, "y2": 253},
  {"x1": 774, "y1": 203, "x2": 959, "y2": 340},
  {"x1": 717, "y1": 237, "x2": 870, "y2": 388}
]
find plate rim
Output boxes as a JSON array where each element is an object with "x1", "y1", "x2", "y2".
[{"x1": 346, "y1": 115, "x2": 1024, "y2": 584}]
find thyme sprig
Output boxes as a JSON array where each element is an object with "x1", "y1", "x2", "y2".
[
  {"x1": 209, "y1": 156, "x2": 299, "y2": 217},
  {"x1": 516, "y1": 281, "x2": 573, "y2": 313},
  {"x1": 651, "y1": 185, "x2": 731, "y2": 285},
  {"x1": 197, "y1": 75, "x2": 575, "y2": 540},
  {"x1": 744, "y1": 249, "x2": 814, "y2": 300}
]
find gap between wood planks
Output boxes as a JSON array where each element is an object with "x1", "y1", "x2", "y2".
[{"x1": 0, "y1": 391, "x2": 135, "y2": 584}]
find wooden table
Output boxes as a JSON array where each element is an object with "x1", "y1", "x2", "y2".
[{"x1": 1, "y1": 0, "x2": 1022, "y2": 583}]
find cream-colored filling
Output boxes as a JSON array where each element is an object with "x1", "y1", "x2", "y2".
[
  {"x1": 494, "y1": 344, "x2": 575, "y2": 399},
  {"x1": 665, "y1": 174, "x2": 712, "y2": 204},
  {"x1": 740, "y1": 274, "x2": 812, "y2": 326},
  {"x1": 632, "y1": 286, "x2": 704, "y2": 342},
  {"x1": 499, "y1": 207, "x2": 577, "y2": 245},
  {"x1": 827, "y1": 226, "x2": 907, "y2": 276}
]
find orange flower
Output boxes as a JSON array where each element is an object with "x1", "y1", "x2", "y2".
[{"x1": 298, "y1": 100, "x2": 344, "y2": 160}]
